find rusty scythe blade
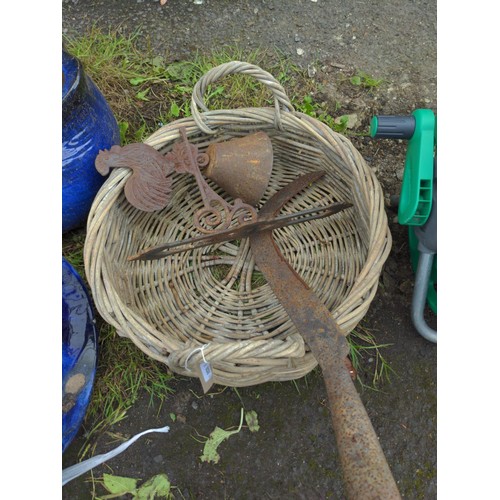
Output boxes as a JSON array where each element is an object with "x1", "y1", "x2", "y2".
[
  {"x1": 129, "y1": 199, "x2": 351, "y2": 260},
  {"x1": 248, "y1": 174, "x2": 401, "y2": 499}
]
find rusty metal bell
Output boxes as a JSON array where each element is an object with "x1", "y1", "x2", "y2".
[{"x1": 204, "y1": 131, "x2": 273, "y2": 206}]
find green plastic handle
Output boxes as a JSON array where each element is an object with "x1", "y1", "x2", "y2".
[{"x1": 398, "y1": 109, "x2": 436, "y2": 226}]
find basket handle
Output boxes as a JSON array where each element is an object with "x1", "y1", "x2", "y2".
[{"x1": 191, "y1": 61, "x2": 295, "y2": 135}]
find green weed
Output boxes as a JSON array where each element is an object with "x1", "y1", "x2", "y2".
[
  {"x1": 350, "y1": 70, "x2": 383, "y2": 88},
  {"x1": 295, "y1": 94, "x2": 350, "y2": 133}
]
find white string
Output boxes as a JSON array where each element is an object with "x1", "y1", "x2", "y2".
[
  {"x1": 184, "y1": 343, "x2": 210, "y2": 372},
  {"x1": 62, "y1": 425, "x2": 170, "y2": 486}
]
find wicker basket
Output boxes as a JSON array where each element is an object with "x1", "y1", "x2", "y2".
[{"x1": 84, "y1": 62, "x2": 391, "y2": 387}]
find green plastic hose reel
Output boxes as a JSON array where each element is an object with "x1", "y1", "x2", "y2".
[
  {"x1": 370, "y1": 109, "x2": 435, "y2": 226},
  {"x1": 370, "y1": 109, "x2": 437, "y2": 342}
]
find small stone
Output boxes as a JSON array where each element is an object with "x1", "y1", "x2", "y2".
[
  {"x1": 153, "y1": 454, "x2": 164, "y2": 463},
  {"x1": 191, "y1": 401, "x2": 199, "y2": 410},
  {"x1": 399, "y1": 279, "x2": 414, "y2": 294},
  {"x1": 297, "y1": 48, "x2": 305, "y2": 56},
  {"x1": 335, "y1": 113, "x2": 358, "y2": 129}
]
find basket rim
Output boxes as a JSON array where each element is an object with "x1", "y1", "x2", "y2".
[{"x1": 84, "y1": 108, "x2": 392, "y2": 387}]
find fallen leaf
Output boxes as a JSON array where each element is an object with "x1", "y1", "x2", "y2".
[
  {"x1": 200, "y1": 408, "x2": 244, "y2": 464},
  {"x1": 200, "y1": 427, "x2": 238, "y2": 464},
  {"x1": 102, "y1": 473, "x2": 137, "y2": 496},
  {"x1": 245, "y1": 410, "x2": 260, "y2": 432},
  {"x1": 136, "y1": 473, "x2": 171, "y2": 499}
]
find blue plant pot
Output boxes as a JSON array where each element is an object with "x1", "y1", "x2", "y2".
[
  {"x1": 62, "y1": 257, "x2": 98, "y2": 453},
  {"x1": 62, "y1": 49, "x2": 120, "y2": 233}
]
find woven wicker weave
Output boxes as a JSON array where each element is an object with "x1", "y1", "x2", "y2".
[{"x1": 84, "y1": 62, "x2": 391, "y2": 387}]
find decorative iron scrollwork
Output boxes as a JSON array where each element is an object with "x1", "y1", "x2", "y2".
[{"x1": 165, "y1": 127, "x2": 257, "y2": 234}]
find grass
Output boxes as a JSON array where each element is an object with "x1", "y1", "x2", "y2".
[
  {"x1": 349, "y1": 70, "x2": 383, "y2": 88},
  {"x1": 349, "y1": 324, "x2": 396, "y2": 390},
  {"x1": 64, "y1": 27, "x2": 308, "y2": 142},
  {"x1": 62, "y1": 25, "x2": 371, "y2": 143},
  {"x1": 62, "y1": 230, "x2": 86, "y2": 276},
  {"x1": 63, "y1": 26, "x2": 391, "y2": 455},
  {"x1": 77, "y1": 321, "x2": 176, "y2": 459}
]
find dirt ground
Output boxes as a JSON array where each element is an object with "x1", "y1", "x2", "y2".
[{"x1": 62, "y1": 0, "x2": 437, "y2": 498}]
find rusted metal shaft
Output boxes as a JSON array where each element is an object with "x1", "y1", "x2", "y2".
[
  {"x1": 318, "y1": 338, "x2": 401, "y2": 499},
  {"x1": 251, "y1": 230, "x2": 400, "y2": 499},
  {"x1": 249, "y1": 172, "x2": 401, "y2": 499}
]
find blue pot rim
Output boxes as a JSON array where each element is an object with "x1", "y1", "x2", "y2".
[{"x1": 62, "y1": 256, "x2": 98, "y2": 452}]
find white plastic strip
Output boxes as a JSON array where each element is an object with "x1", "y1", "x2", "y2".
[{"x1": 62, "y1": 425, "x2": 170, "y2": 486}]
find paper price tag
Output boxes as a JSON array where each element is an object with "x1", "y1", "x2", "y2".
[
  {"x1": 200, "y1": 361, "x2": 212, "y2": 382},
  {"x1": 196, "y1": 361, "x2": 214, "y2": 393}
]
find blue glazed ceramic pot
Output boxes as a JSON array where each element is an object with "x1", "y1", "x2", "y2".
[
  {"x1": 62, "y1": 257, "x2": 98, "y2": 453},
  {"x1": 62, "y1": 49, "x2": 120, "y2": 232}
]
